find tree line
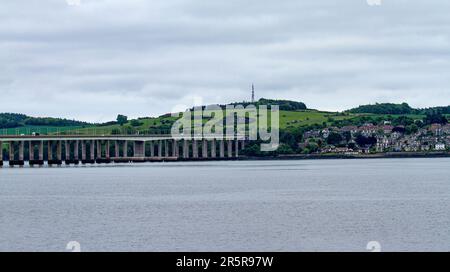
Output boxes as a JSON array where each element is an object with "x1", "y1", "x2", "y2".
[{"x1": 0, "y1": 113, "x2": 90, "y2": 129}]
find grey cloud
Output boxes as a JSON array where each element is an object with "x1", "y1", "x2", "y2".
[{"x1": 1, "y1": 0, "x2": 450, "y2": 122}]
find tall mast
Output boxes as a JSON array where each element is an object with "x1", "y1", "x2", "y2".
[{"x1": 251, "y1": 83, "x2": 255, "y2": 103}]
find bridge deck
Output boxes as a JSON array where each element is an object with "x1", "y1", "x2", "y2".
[{"x1": 0, "y1": 135, "x2": 245, "y2": 142}]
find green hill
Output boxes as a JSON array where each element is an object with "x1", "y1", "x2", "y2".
[
  {"x1": 0, "y1": 113, "x2": 92, "y2": 135},
  {"x1": 3, "y1": 99, "x2": 450, "y2": 137}
]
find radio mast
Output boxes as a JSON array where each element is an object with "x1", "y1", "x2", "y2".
[{"x1": 251, "y1": 83, "x2": 255, "y2": 103}]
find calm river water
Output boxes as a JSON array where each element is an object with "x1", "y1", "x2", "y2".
[{"x1": 0, "y1": 158, "x2": 449, "y2": 252}]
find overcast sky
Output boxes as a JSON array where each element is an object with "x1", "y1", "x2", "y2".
[{"x1": 1, "y1": 0, "x2": 450, "y2": 122}]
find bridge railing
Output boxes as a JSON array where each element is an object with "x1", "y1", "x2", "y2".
[{"x1": 0, "y1": 127, "x2": 175, "y2": 137}]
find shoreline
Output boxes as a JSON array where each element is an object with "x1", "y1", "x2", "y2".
[
  {"x1": 1, "y1": 152, "x2": 449, "y2": 168},
  {"x1": 240, "y1": 152, "x2": 450, "y2": 161}
]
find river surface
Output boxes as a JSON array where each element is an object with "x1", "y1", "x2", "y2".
[{"x1": 0, "y1": 158, "x2": 449, "y2": 252}]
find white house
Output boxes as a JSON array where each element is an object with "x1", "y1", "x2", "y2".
[{"x1": 435, "y1": 143, "x2": 446, "y2": 151}]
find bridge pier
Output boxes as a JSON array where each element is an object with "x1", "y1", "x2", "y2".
[
  {"x1": 65, "y1": 141, "x2": 70, "y2": 161},
  {"x1": 202, "y1": 139, "x2": 208, "y2": 158},
  {"x1": 39, "y1": 141, "x2": 44, "y2": 161},
  {"x1": 123, "y1": 141, "x2": 128, "y2": 157},
  {"x1": 48, "y1": 140, "x2": 62, "y2": 165},
  {"x1": 19, "y1": 141, "x2": 24, "y2": 161},
  {"x1": 81, "y1": 141, "x2": 86, "y2": 161},
  {"x1": 0, "y1": 140, "x2": 3, "y2": 166},
  {"x1": 9, "y1": 142, "x2": 24, "y2": 166},
  {"x1": 182, "y1": 140, "x2": 187, "y2": 159},
  {"x1": 115, "y1": 141, "x2": 120, "y2": 158},
  {"x1": 227, "y1": 140, "x2": 233, "y2": 158},
  {"x1": 149, "y1": 141, "x2": 155, "y2": 158},
  {"x1": 211, "y1": 139, "x2": 216, "y2": 158},
  {"x1": 90, "y1": 140, "x2": 95, "y2": 161},
  {"x1": 192, "y1": 140, "x2": 198, "y2": 158},
  {"x1": 0, "y1": 136, "x2": 246, "y2": 167},
  {"x1": 157, "y1": 140, "x2": 162, "y2": 157},
  {"x1": 219, "y1": 140, "x2": 225, "y2": 158},
  {"x1": 133, "y1": 141, "x2": 145, "y2": 162},
  {"x1": 74, "y1": 140, "x2": 79, "y2": 161},
  {"x1": 30, "y1": 141, "x2": 44, "y2": 166},
  {"x1": 172, "y1": 140, "x2": 178, "y2": 157},
  {"x1": 105, "y1": 141, "x2": 110, "y2": 160}
]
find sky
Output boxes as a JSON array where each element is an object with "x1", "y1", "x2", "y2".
[{"x1": 1, "y1": 0, "x2": 450, "y2": 122}]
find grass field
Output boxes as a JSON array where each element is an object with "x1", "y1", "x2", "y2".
[
  {"x1": 0, "y1": 126, "x2": 86, "y2": 136},
  {"x1": 0, "y1": 109, "x2": 433, "y2": 136}
]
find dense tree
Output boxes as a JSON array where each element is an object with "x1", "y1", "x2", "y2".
[
  {"x1": 392, "y1": 126, "x2": 406, "y2": 134},
  {"x1": 228, "y1": 98, "x2": 307, "y2": 111},
  {"x1": 0, "y1": 113, "x2": 89, "y2": 129},
  {"x1": 405, "y1": 124, "x2": 419, "y2": 135},
  {"x1": 116, "y1": 115, "x2": 128, "y2": 126},
  {"x1": 355, "y1": 134, "x2": 377, "y2": 147},
  {"x1": 130, "y1": 119, "x2": 143, "y2": 127},
  {"x1": 327, "y1": 132, "x2": 343, "y2": 145},
  {"x1": 424, "y1": 113, "x2": 448, "y2": 125},
  {"x1": 347, "y1": 103, "x2": 413, "y2": 115}
]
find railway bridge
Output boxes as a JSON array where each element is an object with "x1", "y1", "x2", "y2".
[{"x1": 0, "y1": 135, "x2": 246, "y2": 167}]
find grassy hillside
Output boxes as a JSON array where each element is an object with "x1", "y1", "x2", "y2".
[
  {"x1": 58, "y1": 110, "x2": 388, "y2": 135},
  {"x1": 0, "y1": 125, "x2": 85, "y2": 136},
  {"x1": 2, "y1": 100, "x2": 448, "y2": 136}
]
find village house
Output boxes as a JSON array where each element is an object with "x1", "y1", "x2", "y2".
[
  {"x1": 435, "y1": 143, "x2": 446, "y2": 151},
  {"x1": 359, "y1": 123, "x2": 378, "y2": 137},
  {"x1": 302, "y1": 121, "x2": 450, "y2": 155},
  {"x1": 430, "y1": 123, "x2": 443, "y2": 136}
]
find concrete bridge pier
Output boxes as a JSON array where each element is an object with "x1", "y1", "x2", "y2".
[
  {"x1": 81, "y1": 140, "x2": 95, "y2": 164},
  {"x1": 8, "y1": 140, "x2": 24, "y2": 166},
  {"x1": 149, "y1": 141, "x2": 155, "y2": 157},
  {"x1": 81, "y1": 141, "x2": 87, "y2": 162},
  {"x1": 48, "y1": 140, "x2": 62, "y2": 165},
  {"x1": 18, "y1": 141, "x2": 24, "y2": 162},
  {"x1": 57, "y1": 141, "x2": 62, "y2": 162},
  {"x1": 89, "y1": 140, "x2": 95, "y2": 162},
  {"x1": 0, "y1": 141, "x2": 4, "y2": 167},
  {"x1": 123, "y1": 141, "x2": 128, "y2": 157},
  {"x1": 96, "y1": 140, "x2": 102, "y2": 160},
  {"x1": 114, "y1": 141, "x2": 120, "y2": 158},
  {"x1": 164, "y1": 140, "x2": 169, "y2": 158},
  {"x1": 29, "y1": 141, "x2": 34, "y2": 162},
  {"x1": 211, "y1": 139, "x2": 216, "y2": 158},
  {"x1": 202, "y1": 139, "x2": 208, "y2": 159},
  {"x1": 65, "y1": 140, "x2": 80, "y2": 165},
  {"x1": 158, "y1": 140, "x2": 162, "y2": 157},
  {"x1": 133, "y1": 141, "x2": 145, "y2": 162},
  {"x1": 227, "y1": 140, "x2": 233, "y2": 158},
  {"x1": 74, "y1": 140, "x2": 79, "y2": 161},
  {"x1": 64, "y1": 140, "x2": 70, "y2": 164},
  {"x1": 29, "y1": 141, "x2": 44, "y2": 166},
  {"x1": 219, "y1": 140, "x2": 225, "y2": 158},
  {"x1": 172, "y1": 140, "x2": 178, "y2": 157},
  {"x1": 192, "y1": 140, "x2": 198, "y2": 158},
  {"x1": 9, "y1": 142, "x2": 15, "y2": 165},
  {"x1": 39, "y1": 141, "x2": 44, "y2": 161},
  {"x1": 96, "y1": 140, "x2": 111, "y2": 164},
  {"x1": 0, "y1": 140, "x2": 3, "y2": 166},
  {"x1": 47, "y1": 141, "x2": 52, "y2": 162},
  {"x1": 105, "y1": 141, "x2": 110, "y2": 160},
  {"x1": 183, "y1": 140, "x2": 189, "y2": 159}
]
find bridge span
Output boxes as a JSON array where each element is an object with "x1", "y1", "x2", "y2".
[{"x1": 0, "y1": 135, "x2": 246, "y2": 167}]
